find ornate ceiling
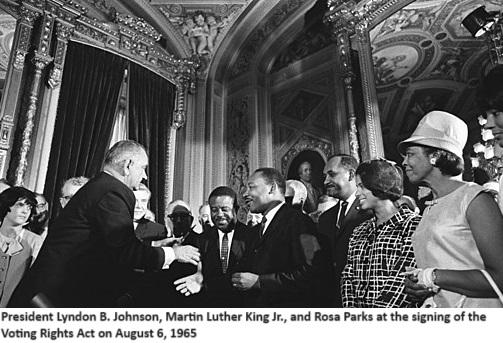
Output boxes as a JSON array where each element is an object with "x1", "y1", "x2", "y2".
[
  {"x1": 370, "y1": 0, "x2": 500, "y2": 160},
  {"x1": 0, "y1": 0, "x2": 500, "y2": 160}
]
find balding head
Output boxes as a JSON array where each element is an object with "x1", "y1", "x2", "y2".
[{"x1": 104, "y1": 140, "x2": 148, "y2": 190}]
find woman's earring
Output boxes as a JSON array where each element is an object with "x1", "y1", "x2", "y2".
[{"x1": 430, "y1": 158, "x2": 437, "y2": 165}]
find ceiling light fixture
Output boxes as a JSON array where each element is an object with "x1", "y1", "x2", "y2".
[{"x1": 462, "y1": 6, "x2": 503, "y2": 65}]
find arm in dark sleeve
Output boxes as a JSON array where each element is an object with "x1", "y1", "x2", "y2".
[
  {"x1": 96, "y1": 190, "x2": 165, "y2": 271},
  {"x1": 135, "y1": 220, "x2": 168, "y2": 245},
  {"x1": 258, "y1": 216, "x2": 323, "y2": 293}
]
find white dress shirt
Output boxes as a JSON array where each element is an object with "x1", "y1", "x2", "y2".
[
  {"x1": 262, "y1": 201, "x2": 285, "y2": 235},
  {"x1": 218, "y1": 229, "x2": 235, "y2": 267}
]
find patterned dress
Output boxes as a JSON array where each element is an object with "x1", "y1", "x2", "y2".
[{"x1": 342, "y1": 205, "x2": 421, "y2": 307}]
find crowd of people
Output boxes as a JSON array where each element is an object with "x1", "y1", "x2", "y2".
[{"x1": 0, "y1": 67, "x2": 503, "y2": 308}]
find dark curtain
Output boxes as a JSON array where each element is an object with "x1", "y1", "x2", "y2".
[
  {"x1": 45, "y1": 42, "x2": 127, "y2": 218},
  {"x1": 128, "y1": 62, "x2": 176, "y2": 225}
]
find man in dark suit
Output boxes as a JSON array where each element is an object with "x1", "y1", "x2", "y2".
[
  {"x1": 232, "y1": 168, "x2": 323, "y2": 307},
  {"x1": 175, "y1": 186, "x2": 249, "y2": 307},
  {"x1": 9, "y1": 140, "x2": 200, "y2": 307},
  {"x1": 133, "y1": 183, "x2": 167, "y2": 245},
  {"x1": 317, "y1": 154, "x2": 372, "y2": 307}
]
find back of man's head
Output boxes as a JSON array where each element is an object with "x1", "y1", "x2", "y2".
[
  {"x1": 60, "y1": 176, "x2": 90, "y2": 208},
  {"x1": 134, "y1": 183, "x2": 151, "y2": 198},
  {"x1": 104, "y1": 140, "x2": 146, "y2": 171},
  {"x1": 477, "y1": 65, "x2": 503, "y2": 112},
  {"x1": 254, "y1": 167, "x2": 286, "y2": 195}
]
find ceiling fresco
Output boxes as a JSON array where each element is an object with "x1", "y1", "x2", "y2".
[
  {"x1": 0, "y1": 9, "x2": 15, "y2": 79},
  {"x1": 0, "y1": 0, "x2": 499, "y2": 162},
  {"x1": 370, "y1": 0, "x2": 502, "y2": 160}
]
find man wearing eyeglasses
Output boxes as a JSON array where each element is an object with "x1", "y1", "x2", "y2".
[
  {"x1": 25, "y1": 193, "x2": 50, "y2": 241},
  {"x1": 9, "y1": 140, "x2": 200, "y2": 307}
]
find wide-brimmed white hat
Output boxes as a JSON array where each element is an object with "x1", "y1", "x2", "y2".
[{"x1": 398, "y1": 110, "x2": 467, "y2": 159}]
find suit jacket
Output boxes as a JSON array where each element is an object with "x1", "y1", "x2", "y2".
[
  {"x1": 9, "y1": 172, "x2": 165, "y2": 307},
  {"x1": 239, "y1": 204, "x2": 323, "y2": 307},
  {"x1": 199, "y1": 222, "x2": 250, "y2": 307},
  {"x1": 142, "y1": 230, "x2": 202, "y2": 308},
  {"x1": 317, "y1": 200, "x2": 372, "y2": 307},
  {"x1": 135, "y1": 218, "x2": 168, "y2": 245}
]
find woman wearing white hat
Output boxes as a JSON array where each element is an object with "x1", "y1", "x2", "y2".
[{"x1": 398, "y1": 110, "x2": 503, "y2": 308}]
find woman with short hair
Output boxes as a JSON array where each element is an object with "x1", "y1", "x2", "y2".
[
  {"x1": 341, "y1": 159, "x2": 421, "y2": 307},
  {"x1": 0, "y1": 187, "x2": 43, "y2": 307},
  {"x1": 399, "y1": 110, "x2": 503, "y2": 307}
]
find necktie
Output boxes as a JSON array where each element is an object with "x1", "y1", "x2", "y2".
[
  {"x1": 336, "y1": 201, "x2": 348, "y2": 228},
  {"x1": 258, "y1": 216, "x2": 267, "y2": 238},
  {"x1": 220, "y1": 232, "x2": 229, "y2": 273}
]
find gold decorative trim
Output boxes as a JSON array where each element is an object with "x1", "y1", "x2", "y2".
[
  {"x1": 337, "y1": 31, "x2": 361, "y2": 162},
  {"x1": 172, "y1": 84, "x2": 186, "y2": 129},
  {"x1": 48, "y1": 22, "x2": 73, "y2": 88}
]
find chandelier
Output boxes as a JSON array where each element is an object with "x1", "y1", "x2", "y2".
[{"x1": 462, "y1": 6, "x2": 503, "y2": 65}]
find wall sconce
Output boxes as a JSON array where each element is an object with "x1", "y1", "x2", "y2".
[{"x1": 462, "y1": 6, "x2": 503, "y2": 65}]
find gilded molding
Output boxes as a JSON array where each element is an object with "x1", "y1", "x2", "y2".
[
  {"x1": 15, "y1": 53, "x2": 51, "y2": 186},
  {"x1": 73, "y1": 14, "x2": 198, "y2": 87},
  {"x1": 12, "y1": 7, "x2": 40, "y2": 71},
  {"x1": 13, "y1": 50, "x2": 27, "y2": 70},
  {"x1": 14, "y1": 11, "x2": 54, "y2": 185},
  {"x1": 352, "y1": 24, "x2": 384, "y2": 158},
  {"x1": 48, "y1": 22, "x2": 73, "y2": 88},
  {"x1": 112, "y1": 9, "x2": 161, "y2": 42},
  {"x1": 325, "y1": 0, "x2": 404, "y2": 35},
  {"x1": 0, "y1": 122, "x2": 13, "y2": 149},
  {"x1": 164, "y1": 127, "x2": 176, "y2": 224},
  {"x1": 281, "y1": 135, "x2": 333, "y2": 175},
  {"x1": 19, "y1": 5, "x2": 40, "y2": 25},
  {"x1": 172, "y1": 84, "x2": 186, "y2": 129},
  {"x1": 337, "y1": 30, "x2": 360, "y2": 162}
]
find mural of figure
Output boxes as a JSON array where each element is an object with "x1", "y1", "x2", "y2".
[{"x1": 374, "y1": 55, "x2": 408, "y2": 84}]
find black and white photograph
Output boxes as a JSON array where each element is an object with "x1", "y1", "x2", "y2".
[{"x1": 0, "y1": 0, "x2": 502, "y2": 342}]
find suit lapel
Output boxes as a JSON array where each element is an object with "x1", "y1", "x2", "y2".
[
  {"x1": 254, "y1": 204, "x2": 286, "y2": 249},
  {"x1": 340, "y1": 201, "x2": 359, "y2": 227},
  {"x1": 229, "y1": 228, "x2": 245, "y2": 269}
]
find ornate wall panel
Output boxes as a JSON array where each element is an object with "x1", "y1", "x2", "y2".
[{"x1": 227, "y1": 95, "x2": 250, "y2": 222}]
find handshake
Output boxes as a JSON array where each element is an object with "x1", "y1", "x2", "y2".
[
  {"x1": 152, "y1": 236, "x2": 203, "y2": 297},
  {"x1": 152, "y1": 236, "x2": 200, "y2": 266}
]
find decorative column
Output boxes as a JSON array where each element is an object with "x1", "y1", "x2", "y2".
[
  {"x1": 26, "y1": 21, "x2": 74, "y2": 191},
  {"x1": 0, "y1": 5, "x2": 40, "y2": 179},
  {"x1": 351, "y1": 22, "x2": 385, "y2": 159},
  {"x1": 337, "y1": 30, "x2": 361, "y2": 162},
  {"x1": 48, "y1": 22, "x2": 73, "y2": 88},
  {"x1": 164, "y1": 80, "x2": 187, "y2": 223},
  {"x1": 12, "y1": 14, "x2": 54, "y2": 186}
]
